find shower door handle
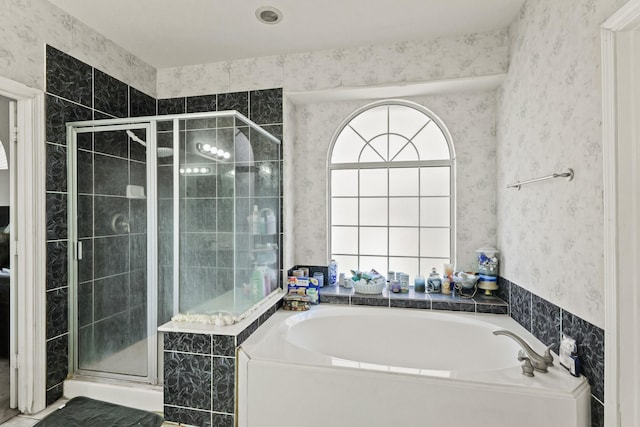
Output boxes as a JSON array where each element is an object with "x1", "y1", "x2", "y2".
[{"x1": 76, "y1": 241, "x2": 83, "y2": 261}]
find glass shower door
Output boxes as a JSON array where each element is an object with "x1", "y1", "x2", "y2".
[{"x1": 73, "y1": 124, "x2": 153, "y2": 379}]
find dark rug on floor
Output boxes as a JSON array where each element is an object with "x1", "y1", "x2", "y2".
[{"x1": 34, "y1": 396, "x2": 163, "y2": 427}]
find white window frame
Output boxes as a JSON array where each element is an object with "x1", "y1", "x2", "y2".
[{"x1": 326, "y1": 99, "x2": 456, "y2": 275}]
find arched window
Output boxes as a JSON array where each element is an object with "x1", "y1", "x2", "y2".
[
  {"x1": 328, "y1": 100, "x2": 455, "y2": 280},
  {"x1": 0, "y1": 139, "x2": 7, "y2": 170}
]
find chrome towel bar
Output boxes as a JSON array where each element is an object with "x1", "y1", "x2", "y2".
[{"x1": 507, "y1": 168, "x2": 574, "y2": 190}]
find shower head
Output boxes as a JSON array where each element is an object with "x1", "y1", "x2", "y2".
[{"x1": 126, "y1": 130, "x2": 174, "y2": 158}]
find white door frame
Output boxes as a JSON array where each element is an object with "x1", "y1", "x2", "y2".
[
  {"x1": 0, "y1": 75, "x2": 47, "y2": 415},
  {"x1": 602, "y1": 1, "x2": 640, "y2": 426}
]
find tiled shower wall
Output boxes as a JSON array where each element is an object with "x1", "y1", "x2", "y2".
[
  {"x1": 497, "y1": 277, "x2": 605, "y2": 427},
  {"x1": 45, "y1": 45, "x2": 156, "y2": 404}
]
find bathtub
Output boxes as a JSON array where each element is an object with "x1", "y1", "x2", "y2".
[{"x1": 237, "y1": 305, "x2": 590, "y2": 427}]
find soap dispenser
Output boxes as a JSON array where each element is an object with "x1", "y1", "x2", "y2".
[{"x1": 251, "y1": 205, "x2": 260, "y2": 234}]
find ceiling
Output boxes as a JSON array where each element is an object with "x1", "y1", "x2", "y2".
[{"x1": 48, "y1": 0, "x2": 525, "y2": 69}]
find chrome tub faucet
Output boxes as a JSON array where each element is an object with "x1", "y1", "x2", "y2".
[{"x1": 493, "y1": 330, "x2": 554, "y2": 376}]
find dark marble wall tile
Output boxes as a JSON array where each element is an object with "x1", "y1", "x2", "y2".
[
  {"x1": 184, "y1": 199, "x2": 217, "y2": 232},
  {"x1": 258, "y1": 304, "x2": 277, "y2": 326},
  {"x1": 255, "y1": 161, "x2": 280, "y2": 197},
  {"x1": 93, "y1": 235, "x2": 130, "y2": 279},
  {"x1": 94, "y1": 130, "x2": 128, "y2": 158},
  {"x1": 77, "y1": 281, "x2": 93, "y2": 327},
  {"x1": 46, "y1": 193, "x2": 67, "y2": 241},
  {"x1": 496, "y1": 276, "x2": 510, "y2": 305},
  {"x1": 46, "y1": 240, "x2": 68, "y2": 290},
  {"x1": 130, "y1": 87, "x2": 156, "y2": 117},
  {"x1": 94, "y1": 69, "x2": 128, "y2": 118},
  {"x1": 260, "y1": 124, "x2": 283, "y2": 142},
  {"x1": 212, "y1": 357, "x2": 235, "y2": 414},
  {"x1": 510, "y1": 282, "x2": 532, "y2": 332},
  {"x1": 46, "y1": 95, "x2": 93, "y2": 144},
  {"x1": 562, "y1": 310, "x2": 605, "y2": 402},
  {"x1": 591, "y1": 396, "x2": 604, "y2": 427},
  {"x1": 187, "y1": 94, "x2": 217, "y2": 113},
  {"x1": 389, "y1": 294, "x2": 430, "y2": 309},
  {"x1": 164, "y1": 406, "x2": 211, "y2": 427},
  {"x1": 164, "y1": 332, "x2": 212, "y2": 355},
  {"x1": 46, "y1": 287, "x2": 68, "y2": 339},
  {"x1": 129, "y1": 269, "x2": 147, "y2": 308},
  {"x1": 181, "y1": 233, "x2": 217, "y2": 268},
  {"x1": 237, "y1": 319, "x2": 260, "y2": 346},
  {"x1": 250, "y1": 88, "x2": 282, "y2": 125},
  {"x1": 94, "y1": 154, "x2": 129, "y2": 196},
  {"x1": 78, "y1": 238, "x2": 93, "y2": 283},
  {"x1": 94, "y1": 273, "x2": 130, "y2": 320},
  {"x1": 130, "y1": 233, "x2": 147, "y2": 272},
  {"x1": 130, "y1": 161, "x2": 147, "y2": 188},
  {"x1": 46, "y1": 143, "x2": 67, "y2": 192},
  {"x1": 318, "y1": 293, "x2": 350, "y2": 305},
  {"x1": 77, "y1": 149, "x2": 94, "y2": 194},
  {"x1": 164, "y1": 351, "x2": 212, "y2": 410},
  {"x1": 94, "y1": 311, "x2": 134, "y2": 356},
  {"x1": 46, "y1": 46, "x2": 92, "y2": 107},
  {"x1": 211, "y1": 413, "x2": 233, "y2": 427},
  {"x1": 158, "y1": 98, "x2": 186, "y2": 115},
  {"x1": 46, "y1": 383, "x2": 64, "y2": 406},
  {"x1": 76, "y1": 195, "x2": 93, "y2": 239},
  {"x1": 46, "y1": 334, "x2": 68, "y2": 389},
  {"x1": 218, "y1": 92, "x2": 248, "y2": 117},
  {"x1": 130, "y1": 199, "x2": 147, "y2": 235},
  {"x1": 475, "y1": 302, "x2": 508, "y2": 314},
  {"x1": 77, "y1": 132, "x2": 93, "y2": 151},
  {"x1": 531, "y1": 294, "x2": 561, "y2": 354},
  {"x1": 94, "y1": 195, "x2": 129, "y2": 236},
  {"x1": 186, "y1": 174, "x2": 218, "y2": 199},
  {"x1": 431, "y1": 299, "x2": 475, "y2": 312},
  {"x1": 351, "y1": 294, "x2": 389, "y2": 307}
]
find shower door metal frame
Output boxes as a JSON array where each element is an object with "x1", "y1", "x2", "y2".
[{"x1": 67, "y1": 121, "x2": 158, "y2": 384}]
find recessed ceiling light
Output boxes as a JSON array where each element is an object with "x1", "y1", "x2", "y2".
[{"x1": 256, "y1": 6, "x2": 283, "y2": 25}]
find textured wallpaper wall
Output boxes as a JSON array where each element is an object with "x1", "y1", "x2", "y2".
[
  {"x1": 292, "y1": 92, "x2": 497, "y2": 270},
  {"x1": 496, "y1": 0, "x2": 626, "y2": 328},
  {"x1": 157, "y1": 28, "x2": 509, "y2": 98},
  {"x1": 0, "y1": 0, "x2": 156, "y2": 95}
]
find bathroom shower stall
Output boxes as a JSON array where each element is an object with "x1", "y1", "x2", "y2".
[{"x1": 66, "y1": 111, "x2": 281, "y2": 383}]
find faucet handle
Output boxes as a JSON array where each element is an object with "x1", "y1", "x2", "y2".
[
  {"x1": 543, "y1": 344, "x2": 555, "y2": 367},
  {"x1": 517, "y1": 352, "x2": 535, "y2": 377}
]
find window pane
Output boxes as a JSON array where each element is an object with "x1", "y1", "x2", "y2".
[
  {"x1": 420, "y1": 228, "x2": 450, "y2": 258},
  {"x1": 360, "y1": 198, "x2": 388, "y2": 226},
  {"x1": 360, "y1": 144, "x2": 385, "y2": 162},
  {"x1": 349, "y1": 105, "x2": 388, "y2": 141},
  {"x1": 332, "y1": 198, "x2": 358, "y2": 225},
  {"x1": 420, "y1": 167, "x2": 450, "y2": 196},
  {"x1": 360, "y1": 169, "x2": 387, "y2": 196},
  {"x1": 332, "y1": 226, "x2": 358, "y2": 254},
  {"x1": 388, "y1": 134, "x2": 409, "y2": 162},
  {"x1": 332, "y1": 169, "x2": 358, "y2": 196},
  {"x1": 419, "y1": 258, "x2": 451, "y2": 277},
  {"x1": 414, "y1": 121, "x2": 450, "y2": 160},
  {"x1": 420, "y1": 198, "x2": 450, "y2": 227},
  {"x1": 368, "y1": 134, "x2": 388, "y2": 161},
  {"x1": 393, "y1": 142, "x2": 419, "y2": 162},
  {"x1": 359, "y1": 227, "x2": 387, "y2": 256},
  {"x1": 389, "y1": 105, "x2": 430, "y2": 138},
  {"x1": 390, "y1": 168, "x2": 418, "y2": 196},
  {"x1": 389, "y1": 257, "x2": 419, "y2": 281},
  {"x1": 332, "y1": 126, "x2": 365, "y2": 163},
  {"x1": 389, "y1": 198, "x2": 418, "y2": 226},
  {"x1": 333, "y1": 255, "x2": 358, "y2": 275},
  {"x1": 359, "y1": 256, "x2": 387, "y2": 276},
  {"x1": 389, "y1": 227, "x2": 419, "y2": 256}
]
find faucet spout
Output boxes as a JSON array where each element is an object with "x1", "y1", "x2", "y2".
[{"x1": 493, "y1": 330, "x2": 554, "y2": 373}]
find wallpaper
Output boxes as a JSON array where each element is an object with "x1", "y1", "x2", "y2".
[
  {"x1": 0, "y1": 0, "x2": 156, "y2": 96},
  {"x1": 157, "y1": 28, "x2": 509, "y2": 98},
  {"x1": 496, "y1": 0, "x2": 626, "y2": 328},
  {"x1": 293, "y1": 91, "x2": 497, "y2": 272}
]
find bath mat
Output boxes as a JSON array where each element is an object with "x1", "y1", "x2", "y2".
[{"x1": 34, "y1": 396, "x2": 163, "y2": 427}]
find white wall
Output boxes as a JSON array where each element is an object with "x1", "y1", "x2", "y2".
[
  {"x1": 0, "y1": 0, "x2": 156, "y2": 95},
  {"x1": 496, "y1": 0, "x2": 627, "y2": 328},
  {"x1": 0, "y1": 95, "x2": 9, "y2": 206}
]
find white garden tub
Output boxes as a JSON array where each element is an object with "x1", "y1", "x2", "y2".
[{"x1": 237, "y1": 305, "x2": 590, "y2": 427}]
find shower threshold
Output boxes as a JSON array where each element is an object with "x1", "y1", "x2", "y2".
[{"x1": 64, "y1": 375, "x2": 162, "y2": 413}]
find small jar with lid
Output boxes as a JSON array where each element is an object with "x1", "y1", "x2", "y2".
[
  {"x1": 476, "y1": 247, "x2": 499, "y2": 276},
  {"x1": 427, "y1": 268, "x2": 442, "y2": 293}
]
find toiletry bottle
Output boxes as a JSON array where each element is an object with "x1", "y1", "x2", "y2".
[
  {"x1": 251, "y1": 205, "x2": 260, "y2": 234},
  {"x1": 266, "y1": 211, "x2": 276, "y2": 234},
  {"x1": 328, "y1": 259, "x2": 338, "y2": 285}
]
